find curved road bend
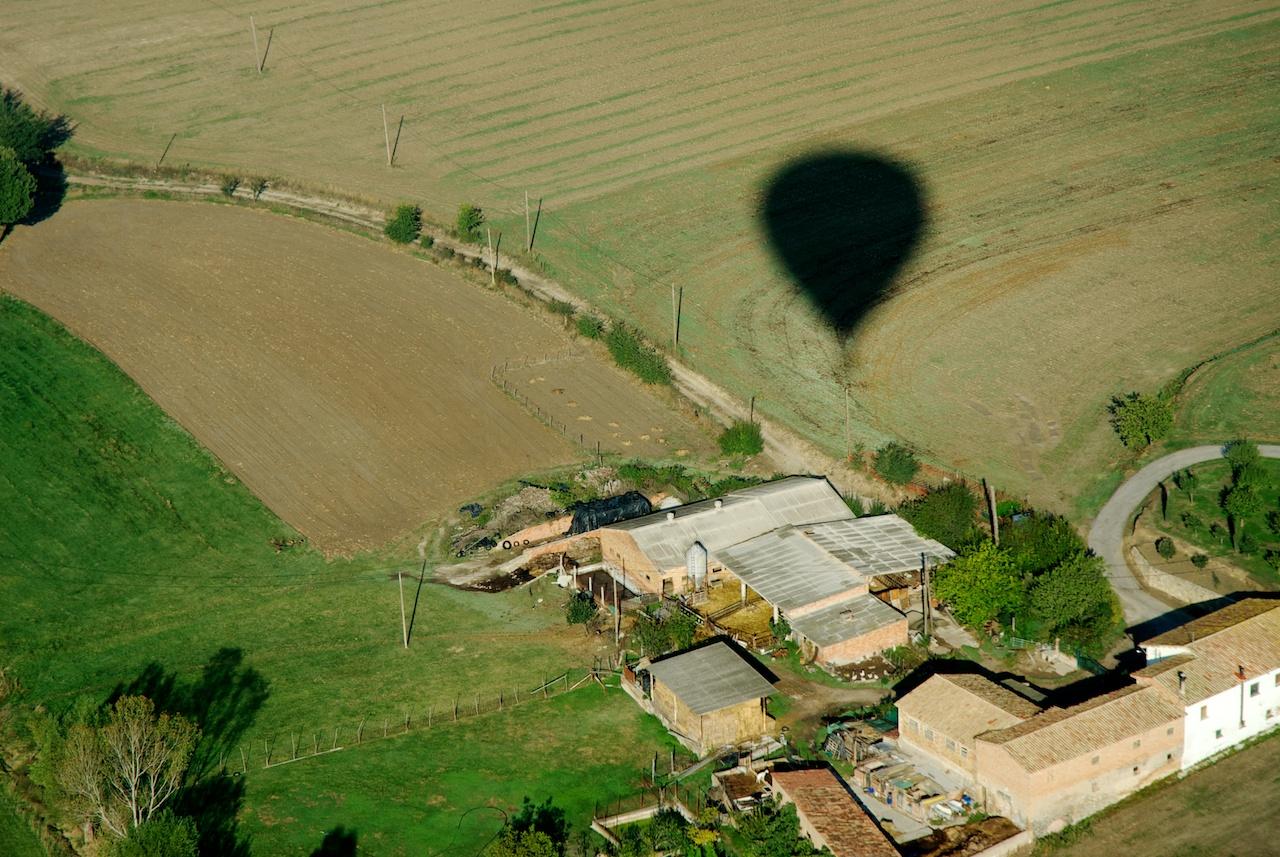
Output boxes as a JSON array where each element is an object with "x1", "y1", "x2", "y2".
[{"x1": 1087, "y1": 444, "x2": 1280, "y2": 627}]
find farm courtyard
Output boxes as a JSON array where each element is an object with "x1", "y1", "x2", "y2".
[{"x1": 2, "y1": 1, "x2": 1277, "y2": 512}]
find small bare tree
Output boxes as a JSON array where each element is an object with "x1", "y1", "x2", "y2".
[{"x1": 56, "y1": 695, "x2": 199, "y2": 839}]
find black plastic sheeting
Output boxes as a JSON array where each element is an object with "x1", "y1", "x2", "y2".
[{"x1": 569, "y1": 491, "x2": 653, "y2": 535}]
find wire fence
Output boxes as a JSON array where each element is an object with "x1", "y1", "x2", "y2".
[
  {"x1": 491, "y1": 351, "x2": 602, "y2": 453},
  {"x1": 222, "y1": 666, "x2": 615, "y2": 772}
]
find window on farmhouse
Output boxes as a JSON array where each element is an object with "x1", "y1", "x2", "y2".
[
  {"x1": 1215, "y1": 729, "x2": 1223, "y2": 739},
  {"x1": 1250, "y1": 683, "x2": 1260, "y2": 697},
  {"x1": 1091, "y1": 756, "x2": 1099, "y2": 765},
  {"x1": 961, "y1": 746, "x2": 968, "y2": 758},
  {"x1": 1133, "y1": 739, "x2": 1141, "y2": 749},
  {"x1": 1132, "y1": 766, "x2": 1139, "y2": 775},
  {"x1": 1200, "y1": 706, "x2": 1208, "y2": 720},
  {"x1": 925, "y1": 728, "x2": 934, "y2": 741},
  {"x1": 946, "y1": 739, "x2": 956, "y2": 751},
  {"x1": 1167, "y1": 726, "x2": 1174, "y2": 735}
]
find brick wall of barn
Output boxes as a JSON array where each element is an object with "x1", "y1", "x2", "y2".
[{"x1": 975, "y1": 718, "x2": 1183, "y2": 834}]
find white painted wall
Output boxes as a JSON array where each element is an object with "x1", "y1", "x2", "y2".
[{"x1": 1181, "y1": 667, "x2": 1280, "y2": 769}]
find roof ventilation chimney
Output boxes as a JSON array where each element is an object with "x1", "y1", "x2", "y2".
[
  {"x1": 714, "y1": 499, "x2": 723, "y2": 510},
  {"x1": 1177, "y1": 670, "x2": 1186, "y2": 697},
  {"x1": 666, "y1": 511, "x2": 676, "y2": 521}
]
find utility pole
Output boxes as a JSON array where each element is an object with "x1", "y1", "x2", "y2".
[
  {"x1": 671, "y1": 284, "x2": 679, "y2": 351},
  {"x1": 250, "y1": 17, "x2": 262, "y2": 75},
  {"x1": 156, "y1": 133, "x2": 177, "y2": 169},
  {"x1": 398, "y1": 571, "x2": 408, "y2": 648},
  {"x1": 381, "y1": 104, "x2": 393, "y2": 167},
  {"x1": 921, "y1": 552, "x2": 931, "y2": 639},
  {"x1": 524, "y1": 191, "x2": 531, "y2": 253},
  {"x1": 749, "y1": 395, "x2": 756, "y2": 424},
  {"x1": 487, "y1": 228, "x2": 497, "y2": 285}
]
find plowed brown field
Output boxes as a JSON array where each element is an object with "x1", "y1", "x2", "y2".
[{"x1": 0, "y1": 200, "x2": 706, "y2": 552}]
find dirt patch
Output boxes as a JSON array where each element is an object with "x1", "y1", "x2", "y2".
[{"x1": 0, "y1": 200, "x2": 697, "y2": 553}]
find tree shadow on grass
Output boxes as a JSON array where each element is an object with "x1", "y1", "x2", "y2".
[
  {"x1": 310, "y1": 826, "x2": 358, "y2": 856},
  {"x1": 109, "y1": 647, "x2": 269, "y2": 857},
  {"x1": 760, "y1": 151, "x2": 926, "y2": 342}
]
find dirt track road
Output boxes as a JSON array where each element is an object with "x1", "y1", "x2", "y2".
[
  {"x1": 66, "y1": 172, "x2": 898, "y2": 504},
  {"x1": 1087, "y1": 444, "x2": 1280, "y2": 626}
]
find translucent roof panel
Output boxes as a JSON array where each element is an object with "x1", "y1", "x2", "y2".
[
  {"x1": 802, "y1": 515, "x2": 955, "y2": 575},
  {"x1": 788, "y1": 593, "x2": 906, "y2": 649},
  {"x1": 610, "y1": 476, "x2": 853, "y2": 569},
  {"x1": 714, "y1": 528, "x2": 863, "y2": 613}
]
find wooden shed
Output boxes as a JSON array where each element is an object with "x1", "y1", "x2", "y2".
[{"x1": 644, "y1": 638, "x2": 779, "y2": 756}]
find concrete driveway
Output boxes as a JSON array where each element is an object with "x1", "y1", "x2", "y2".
[{"x1": 1086, "y1": 444, "x2": 1280, "y2": 626}]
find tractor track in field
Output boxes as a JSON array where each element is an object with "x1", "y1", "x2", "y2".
[{"x1": 65, "y1": 170, "x2": 900, "y2": 505}]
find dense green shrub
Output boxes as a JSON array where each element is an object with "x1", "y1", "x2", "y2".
[
  {"x1": 1001, "y1": 513, "x2": 1085, "y2": 575},
  {"x1": 575, "y1": 315, "x2": 604, "y2": 339},
  {"x1": 548, "y1": 299, "x2": 576, "y2": 318},
  {"x1": 873, "y1": 442, "x2": 918, "y2": 485},
  {"x1": 456, "y1": 203, "x2": 485, "y2": 241},
  {"x1": 898, "y1": 482, "x2": 979, "y2": 549},
  {"x1": 219, "y1": 175, "x2": 239, "y2": 197},
  {"x1": 1155, "y1": 537, "x2": 1176, "y2": 559},
  {"x1": 565, "y1": 591, "x2": 597, "y2": 626},
  {"x1": 0, "y1": 146, "x2": 36, "y2": 225},
  {"x1": 419, "y1": 233, "x2": 434, "y2": 249},
  {"x1": 1107, "y1": 391, "x2": 1171, "y2": 448},
  {"x1": 383, "y1": 203, "x2": 422, "y2": 244},
  {"x1": 250, "y1": 177, "x2": 268, "y2": 200},
  {"x1": 932, "y1": 542, "x2": 1025, "y2": 627},
  {"x1": 718, "y1": 419, "x2": 764, "y2": 456},
  {"x1": 605, "y1": 323, "x2": 671, "y2": 385},
  {"x1": 1191, "y1": 553, "x2": 1209, "y2": 569},
  {"x1": 614, "y1": 461, "x2": 761, "y2": 501},
  {"x1": 104, "y1": 811, "x2": 198, "y2": 857}
]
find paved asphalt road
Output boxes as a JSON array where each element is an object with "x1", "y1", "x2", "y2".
[{"x1": 1087, "y1": 443, "x2": 1280, "y2": 627}]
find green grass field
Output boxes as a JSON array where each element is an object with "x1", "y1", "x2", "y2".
[
  {"x1": 1150, "y1": 459, "x2": 1280, "y2": 587},
  {"x1": 1171, "y1": 335, "x2": 1280, "y2": 446},
  {"x1": 0, "y1": 789, "x2": 44, "y2": 857},
  {"x1": 0, "y1": 295, "x2": 678, "y2": 853}
]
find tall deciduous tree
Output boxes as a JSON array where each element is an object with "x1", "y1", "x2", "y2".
[
  {"x1": 56, "y1": 696, "x2": 199, "y2": 839},
  {"x1": 931, "y1": 542, "x2": 1025, "y2": 628},
  {"x1": 1107, "y1": 392, "x2": 1172, "y2": 448},
  {"x1": 1222, "y1": 483, "x2": 1262, "y2": 549},
  {"x1": 1028, "y1": 552, "x2": 1119, "y2": 649}
]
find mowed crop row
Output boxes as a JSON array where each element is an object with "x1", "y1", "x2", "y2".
[
  {"x1": 526, "y1": 22, "x2": 1280, "y2": 513},
  {"x1": 0, "y1": 199, "x2": 698, "y2": 553},
  {"x1": 3, "y1": 0, "x2": 1273, "y2": 213}
]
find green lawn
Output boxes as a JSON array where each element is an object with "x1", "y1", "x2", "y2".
[
  {"x1": 0, "y1": 295, "x2": 676, "y2": 853},
  {"x1": 1152, "y1": 459, "x2": 1280, "y2": 586},
  {"x1": 244, "y1": 687, "x2": 678, "y2": 855},
  {"x1": 1171, "y1": 334, "x2": 1280, "y2": 446},
  {"x1": 0, "y1": 789, "x2": 44, "y2": 857}
]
